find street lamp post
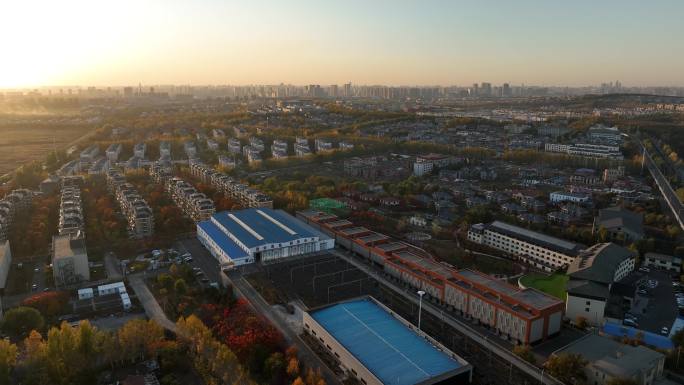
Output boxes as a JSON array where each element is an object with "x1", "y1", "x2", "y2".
[{"x1": 417, "y1": 290, "x2": 426, "y2": 331}]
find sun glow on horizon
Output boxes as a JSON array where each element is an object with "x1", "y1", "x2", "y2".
[
  {"x1": 0, "y1": 1, "x2": 148, "y2": 88},
  {"x1": 0, "y1": 1, "x2": 683, "y2": 88}
]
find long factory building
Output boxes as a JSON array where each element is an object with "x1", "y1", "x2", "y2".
[
  {"x1": 298, "y1": 209, "x2": 564, "y2": 345},
  {"x1": 197, "y1": 207, "x2": 334, "y2": 269}
]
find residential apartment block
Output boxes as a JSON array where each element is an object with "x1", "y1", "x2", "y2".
[
  {"x1": 190, "y1": 163, "x2": 272, "y2": 208},
  {"x1": 166, "y1": 177, "x2": 215, "y2": 222},
  {"x1": 468, "y1": 221, "x2": 584, "y2": 271},
  {"x1": 106, "y1": 170, "x2": 154, "y2": 238}
]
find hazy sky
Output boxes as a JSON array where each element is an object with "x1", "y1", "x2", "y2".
[{"x1": 2, "y1": 0, "x2": 683, "y2": 88}]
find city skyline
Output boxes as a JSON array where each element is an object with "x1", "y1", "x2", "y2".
[{"x1": 2, "y1": 1, "x2": 684, "y2": 88}]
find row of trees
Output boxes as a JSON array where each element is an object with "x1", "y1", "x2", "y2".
[
  {"x1": 0, "y1": 314, "x2": 271, "y2": 385},
  {"x1": 9, "y1": 195, "x2": 58, "y2": 259}
]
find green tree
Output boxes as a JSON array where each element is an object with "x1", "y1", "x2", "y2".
[
  {"x1": 1, "y1": 306, "x2": 44, "y2": 338},
  {"x1": 174, "y1": 279, "x2": 188, "y2": 296},
  {"x1": 545, "y1": 353, "x2": 587, "y2": 384}
]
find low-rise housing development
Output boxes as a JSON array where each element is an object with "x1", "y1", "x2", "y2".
[
  {"x1": 218, "y1": 155, "x2": 235, "y2": 168},
  {"x1": 549, "y1": 191, "x2": 591, "y2": 204},
  {"x1": 295, "y1": 137, "x2": 312, "y2": 156},
  {"x1": 0, "y1": 188, "x2": 32, "y2": 242},
  {"x1": 596, "y1": 206, "x2": 644, "y2": 242},
  {"x1": 166, "y1": 177, "x2": 215, "y2": 222},
  {"x1": 413, "y1": 153, "x2": 457, "y2": 176},
  {"x1": 206, "y1": 138, "x2": 219, "y2": 151},
  {"x1": 159, "y1": 141, "x2": 171, "y2": 157},
  {"x1": 59, "y1": 180, "x2": 84, "y2": 236},
  {"x1": 314, "y1": 138, "x2": 333, "y2": 152},
  {"x1": 643, "y1": 252, "x2": 682, "y2": 273},
  {"x1": 565, "y1": 243, "x2": 635, "y2": 326},
  {"x1": 271, "y1": 139, "x2": 288, "y2": 158},
  {"x1": 545, "y1": 142, "x2": 624, "y2": 160},
  {"x1": 79, "y1": 145, "x2": 100, "y2": 170},
  {"x1": 134, "y1": 142, "x2": 146, "y2": 158},
  {"x1": 243, "y1": 145, "x2": 262, "y2": 163},
  {"x1": 106, "y1": 170, "x2": 154, "y2": 238},
  {"x1": 184, "y1": 141, "x2": 198, "y2": 159},
  {"x1": 468, "y1": 221, "x2": 584, "y2": 271},
  {"x1": 106, "y1": 143, "x2": 122, "y2": 162},
  {"x1": 227, "y1": 138, "x2": 241, "y2": 154},
  {"x1": 190, "y1": 163, "x2": 273, "y2": 208}
]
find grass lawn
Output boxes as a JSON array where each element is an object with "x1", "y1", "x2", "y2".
[{"x1": 519, "y1": 273, "x2": 568, "y2": 300}]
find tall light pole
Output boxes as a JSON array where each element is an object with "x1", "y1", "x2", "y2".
[{"x1": 417, "y1": 290, "x2": 426, "y2": 331}]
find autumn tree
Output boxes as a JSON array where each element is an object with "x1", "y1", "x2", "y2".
[
  {"x1": 117, "y1": 319, "x2": 164, "y2": 363},
  {"x1": 176, "y1": 315, "x2": 253, "y2": 385},
  {"x1": 0, "y1": 339, "x2": 17, "y2": 385},
  {"x1": 545, "y1": 353, "x2": 587, "y2": 384},
  {"x1": 512, "y1": 345, "x2": 536, "y2": 365}
]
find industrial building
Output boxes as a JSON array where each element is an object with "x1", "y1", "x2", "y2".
[
  {"x1": 303, "y1": 297, "x2": 472, "y2": 385},
  {"x1": 299, "y1": 210, "x2": 564, "y2": 344},
  {"x1": 197, "y1": 208, "x2": 334, "y2": 269},
  {"x1": 467, "y1": 221, "x2": 584, "y2": 271}
]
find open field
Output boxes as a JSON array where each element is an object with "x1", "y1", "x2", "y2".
[
  {"x1": 0, "y1": 124, "x2": 93, "y2": 175},
  {"x1": 519, "y1": 273, "x2": 568, "y2": 300}
]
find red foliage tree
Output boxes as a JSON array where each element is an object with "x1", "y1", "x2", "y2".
[
  {"x1": 213, "y1": 299, "x2": 283, "y2": 360},
  {"x1": 21, "y1": 291, "x2": 69, "y2": 317}
]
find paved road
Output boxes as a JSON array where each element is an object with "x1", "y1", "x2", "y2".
[
  {"x1": 331, "y1": 249, "x2": 565, "y2": 385},
  {"x1": 104, "y1": 253, "x2": 123, "y2": 280},
  {"x1": 228, "y1": 272, "x2": 341, "y2": 385},
  {"x1": 128, "y1": 274, "x2": 177, "y2": 332}
]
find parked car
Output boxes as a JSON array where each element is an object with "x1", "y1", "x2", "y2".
[{"x1": 623, "y1": 318, "x2": 638, "y2": 327}]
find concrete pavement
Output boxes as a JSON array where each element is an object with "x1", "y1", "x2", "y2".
[{"x1": 128, "y1": 274, "x2": 177, "y2": 332}]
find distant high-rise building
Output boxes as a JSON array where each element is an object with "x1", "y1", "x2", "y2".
[
  {"x1": 343, "y1": 82, "x2": 352, "y2": 98},
  {"x1": 480, "y1": 82, "x2": 492, "y2": 96},
  {"x1": 328, "y1": 84, "x2": 338, "y2": 98},
  {"x1": 123, "y1": 87, "x2": 133, "y2": 97},
  {"x1": 503, "y1": 83, "x2": 511, "y2": 97}
]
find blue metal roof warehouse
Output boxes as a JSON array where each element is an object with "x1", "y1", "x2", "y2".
[
  {"x1": 197, "y1": 208, "x2": 334, "y2": 267},
  {"x1": 305, "y1": 297, "x2": 472, "y2": 385}
]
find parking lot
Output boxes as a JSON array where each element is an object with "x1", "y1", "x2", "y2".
[
  {"x1": 175, "y1": 237, "x2": 221, "y2": 286},
  {"x1": 613, "y1": 269, "x2": 679, "y2": 336}
]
